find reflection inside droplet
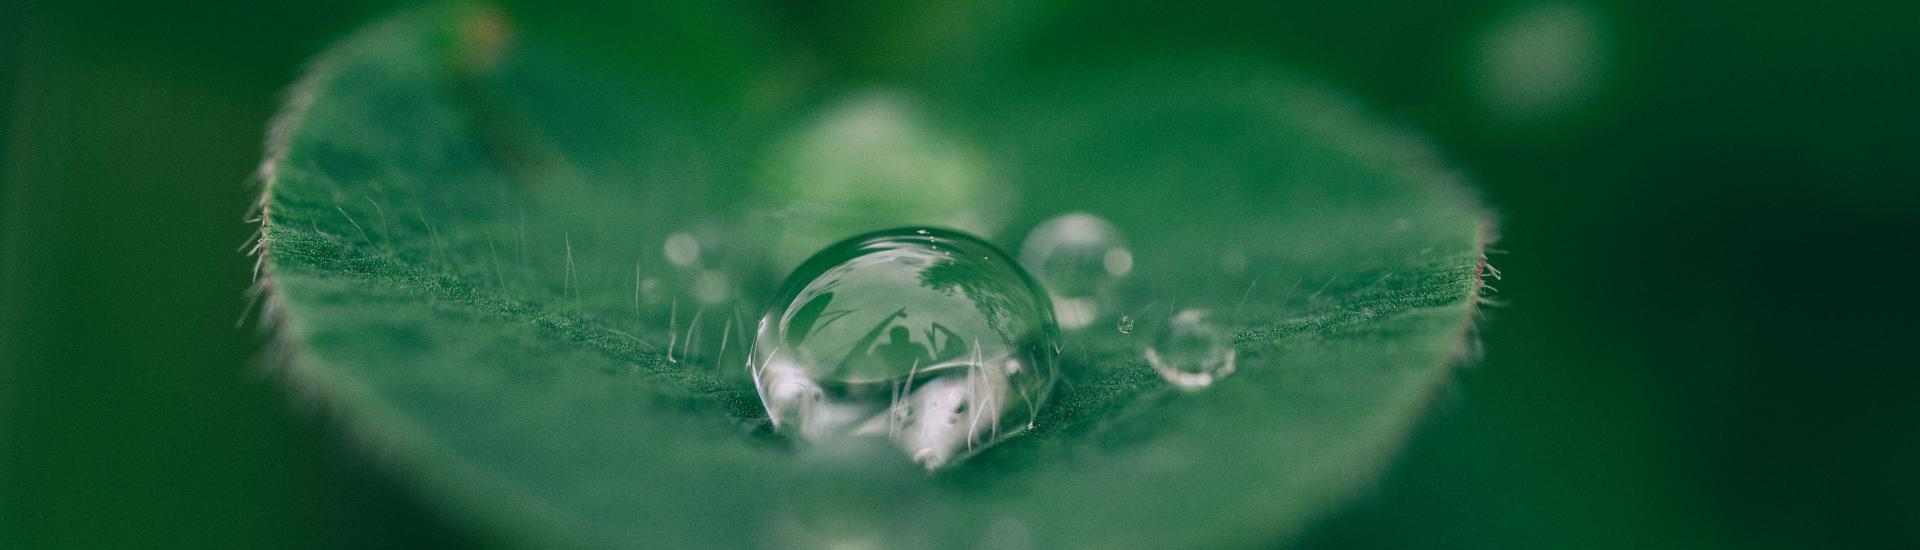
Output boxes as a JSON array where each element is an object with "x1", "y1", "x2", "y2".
[
  {"x1": 751, "y1": 227, "x2": 1058, "y2": 470},
  {"x1": 1146, "y1": 309, "x2": 1237, "y2": 389},
  {"x1": 1019, "y1": 212, "x2": 1132, "y2": 330},
  {"x1": 1050, "y1": 295, "x2": 1097, "y2": 332}
]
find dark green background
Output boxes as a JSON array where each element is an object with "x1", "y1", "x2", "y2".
[{"x1": 2, "y1": 0, "x2": 1914, "y2": 548}]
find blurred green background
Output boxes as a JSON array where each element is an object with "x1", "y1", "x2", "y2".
[{"x1": 2, "y1": 0, "x2": 1914, "y2": 548}]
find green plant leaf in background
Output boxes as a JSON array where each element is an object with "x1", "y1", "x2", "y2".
[{"x1": 254, "y1": 4, "x2": 1495, "y2": 548}]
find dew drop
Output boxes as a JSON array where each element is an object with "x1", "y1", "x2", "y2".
[
  {"x1": 693, "y1": 269, "x2": 731, "y2": 304},
  {"x1": 1019, "y1": 213, "x2": 1131, "y2": 330},
  {"x1": 751, "y1": 227, "x2": 1058, "y2": 470},
  {"x1": 1473, "y1": 1, "x2": 1608, "y2": 127},
  {"x1": 1146, "y1": 309, "x2": 1237, "y2": 390},
  {"x1": 664, "y1": 232, "x2": 701, "y2": 267},
  {"x1": 638, "y1": 277, "x2": 661, "y2": 304},
  {"x1": 1117, "y1": 315, "x2": 1135, "y2": 334}
]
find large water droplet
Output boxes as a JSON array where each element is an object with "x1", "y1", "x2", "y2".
[
  {"x1": 751, "y1": 227, "x2": 1058, "y2": 470},
  {"x1": 1146, "y1": 309, "x2": 1237, "y2": 390},
  {"x1": 1019, "y1": 213, "x2": 1132, "y2": 330}
]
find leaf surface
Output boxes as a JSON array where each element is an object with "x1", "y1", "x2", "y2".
[{"x1": 258, "y1": 6, "x2": 1494, "y2": 548}]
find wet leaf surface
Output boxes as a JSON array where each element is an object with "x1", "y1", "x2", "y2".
[{"x1": 257, "y1": 5, "x2": 1494, "y2": 548}]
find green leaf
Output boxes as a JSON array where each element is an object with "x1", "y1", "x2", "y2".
[{"x1": 256, "y1": 5, "x2": 1494, "y2": 548}]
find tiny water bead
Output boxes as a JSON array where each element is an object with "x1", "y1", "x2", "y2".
[
  {"x1": 751, "y1": 227, "x2": 1059, "y2": 470},
  {"x1": 663, "y1": 232, "x2": 700, "y2": 267},
  {"x1": 658, "y1": 229, "x2": 736, "y2": 305},
  {"x1": 1117, "y1": 315, "x2": 1135, "y2": 334},
  {"x1": 1146, "y1": 309, "x2": 1238, "y2": 390},
  {"x1": 1018, "y1": 213, "x2": 1132, "y2": 330}
]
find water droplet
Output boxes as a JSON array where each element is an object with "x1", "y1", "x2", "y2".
[
  {"x1": 751, "y1": 227, "x2": 1058, "y2": 470},
  {"x1": 1019, "y1": 213, "x2": 1131, "y2": 330},
  {"x1": 1146, "y1": 309, "x2": 1237, "y2": 390},
  {"x1": 638, "y1": 277, "x2": 661, "y2": 304},
  {"x1": 1472, "y1": 1, "x2": 1608, "y2": 128},
  {"x1": 1117, "y1": 315, "x2": 1135, "y2": 334},
  {"x1": 664, "y1": 232, "x2": 701, "y2": 267},
  {"x1": 693, "y1": 269, "x2": 731, "y2": 304}
]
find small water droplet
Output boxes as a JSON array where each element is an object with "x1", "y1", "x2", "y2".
[
  {"x1": 693, "y1": 269, "x2": 731, "y2": 304},
  {"x1": 1117, "y1": 315, "x2": 1135, "y2": 334},
  {"x1": 752, "y1": 228, "x2": 1058, "y2": 470},
  {"x1": 664, "y1": 232, "x2": 701, "y2": 267},
  {"x1": 1019, "y1": 213, "x2": 1131, "y2": 330},
  {"x1": 638, "y1": 278, "x2": 661, "y2": 304},
  {"x1": 1146, "y1": 309, "x2": 1237, "y2": 390}
]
